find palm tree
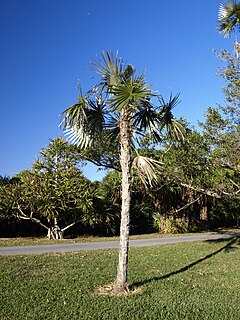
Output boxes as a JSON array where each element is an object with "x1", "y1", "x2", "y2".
[
  {"x1": 217, "y1": 1, "x2": 240, "y2": 37},
  {"x1": 61, "y1": 51, "x2": 185, "y2": 294}
]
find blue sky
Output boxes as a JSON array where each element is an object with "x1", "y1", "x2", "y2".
[{"x1": 0, "y1": 0, "x2": 235, "y2": 181}]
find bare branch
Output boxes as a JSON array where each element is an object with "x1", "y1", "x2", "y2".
[
  {"x1": 61, "y1": 219, "x2": 82, "y2": 232},
  {"x1": 178, "y1": 181, "x2": 240, "y2": 200},
  {"x1": 14, "y1": 205, "x2": 49, "y2": 230},
  {"x1": 173, "y1": 196, "x2": 202, "y2": 214}
]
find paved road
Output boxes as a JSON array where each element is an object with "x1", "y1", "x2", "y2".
[{"x1": 0, "y1": 232, "x2": 239, "y2": 256}]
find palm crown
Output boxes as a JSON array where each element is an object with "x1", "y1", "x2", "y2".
[{"x1": 61, "y1": 51, "x2": 184, "y2": 168}]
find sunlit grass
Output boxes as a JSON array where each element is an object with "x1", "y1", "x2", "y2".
[{"x1": 1, "y1": 237, "x2": 239, "y2": 319}]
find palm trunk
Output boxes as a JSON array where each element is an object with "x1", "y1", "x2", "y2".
[{"x1": 114, "y1": 111, "x2": 131, "y2": 292}]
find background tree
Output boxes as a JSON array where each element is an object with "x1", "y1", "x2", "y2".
[
  {"x1": 0, "y1": 176, "x2": 20, "y2": 229},
  {"x1": 61, "y1": 51, "x2": 185, "y2": 293},
  {"x1": 154, "y1": 42, "x2": 240, "y2": 229},
  {"x1": 0, "y1": 138, "x2": 103, "y2": 239},
  {"x1": 0, "y1": 175, "x2": 11, "y2": 186},
  {"x1": 200, "y1": 47, "x2": 240, "y2": 197},
  {"x1": 136, "y1": 121, "x2": 212, "y2": 232},
  {"x1": 158, "y1": 58, "x2": 240, "y2": 224}
]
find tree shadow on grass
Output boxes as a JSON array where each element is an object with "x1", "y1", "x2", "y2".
[{"x1": 130, "y1": 236, "x2": 239, "y2": 290}]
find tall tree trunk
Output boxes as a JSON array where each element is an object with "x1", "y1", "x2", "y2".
[{"x1": 114, "y1": 111, "x2": 131, "y2": 292}]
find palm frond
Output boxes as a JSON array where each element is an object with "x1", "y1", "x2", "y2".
[
  {"x1": 106, "y1": 125, "x2": 120, "y2": 143},
  {"x1": 60, "y1": 98, "x2": 87, "y2": 130},
  {"x1": 91, "y1": 50, "x2": 124, "y2": 87},
  {"x1": 158, "y1": 93, "x2": 186, "y2": 143},
  {"x1": 159, "y1": 93, "x2": 181, "y2": 114},
  {"x1": 123, "y1": 64, "x2": 135, "y2": 80},
  {"x1": 165, "y1": 118, "x2": 186, "y2": 142},
  {"x1": 132, "y1": 155, "x2": 164, "y2": 188},
  {"x1": 217, "y1": 1, "x2": 240, "y2": 37},
  {"x1": 60, "y1": 95, "x2": 106, "y2": 149},
  {"x1": 64, "y1": 125, "x2": 93, "y2": 149},
  {"x1": 110, "y1": 76, "x2": 153, "y2": 111},
  {"x1": 133, "y1": 100, "x2": 162, "y2": 143},
  {"x1": 218, "y1": 18, "x2": 239, "y2": 37}
]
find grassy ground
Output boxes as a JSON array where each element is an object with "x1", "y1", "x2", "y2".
[
  {"x1": 1, "y1": 228, "x2": 238, "y2": 247},
  {"x1": 0, "y1": 237, "x2": 239, "y2": 320}
]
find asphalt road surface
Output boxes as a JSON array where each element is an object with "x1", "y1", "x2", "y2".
[{"x1": 1, "y1": 232, "x2": 239, "y2": 256}]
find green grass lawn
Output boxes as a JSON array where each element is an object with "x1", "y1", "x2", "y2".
[{"x1": 0, "y1": 237, "x2": 239, "y2": 320}]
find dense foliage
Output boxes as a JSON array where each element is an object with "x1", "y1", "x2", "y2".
[{"x1": 0, "y1": 138, "x2": 115, "y2": 239}]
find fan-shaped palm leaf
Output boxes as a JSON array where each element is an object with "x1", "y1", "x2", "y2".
[
  {"x1": 105, "y1": 124, "x2": 120, "y2": 143},
  {"x1": 91, "y1": 50, "x2": 124, "y2": 87},
  {"x1": 132, "y1": 154, "x2": 164, "y2": 188},
  {"x1": 217, "y1": 1, "x2": 240, "y2": 37},
  {"x1": 133, "y1": 100, "x2": 162, "y2": 143},
  {"x1": 110, "y1": 76, "x2": 153, "y2": 111},
  {"x1": 158, "y1": 94, "x2": 186, "y2": 143},
  {"x1": 61, "y1": 95, "x2": 106, "y2": 149},
  {"x1": 91, "y1": 51, "x2": 136, "y2": 87}
]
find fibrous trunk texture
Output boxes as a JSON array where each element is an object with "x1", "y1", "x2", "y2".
[{"x1": 114, "y1": 111, "x2": 131, "y2": 292}]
